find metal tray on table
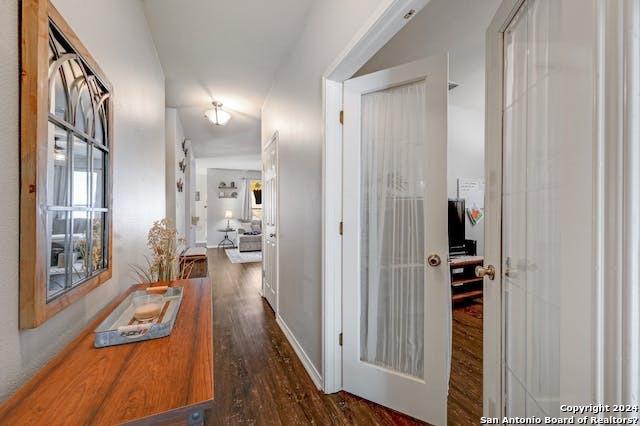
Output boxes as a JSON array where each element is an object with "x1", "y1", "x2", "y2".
[{"x1": 94, "y1": 287, "x2": 183, "y2": 348}]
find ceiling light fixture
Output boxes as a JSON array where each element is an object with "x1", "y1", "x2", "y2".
[{"x1": 205, "y1": 101, "x2": 231, "y2": 126}]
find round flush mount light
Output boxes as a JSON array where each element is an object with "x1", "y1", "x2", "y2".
[{"x1": 205, "y1": 101, "x2": 231, "y2": 126}]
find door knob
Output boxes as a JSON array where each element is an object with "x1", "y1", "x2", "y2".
[
  {"x1": 269, "y1": 233, "x2": 276, "y2": 238},
  {"x1": 426, "y1": 254, "x2": 441, "y2": 267},
  {"x1": 476, "y1": 265, "x2": 496, "y2": 280}
]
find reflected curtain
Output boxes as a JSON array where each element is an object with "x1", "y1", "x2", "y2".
[
  {"x1": 240, "y1": 178, "x2": 252, "y2": 222},
  {"x1": 360, "y1": 80, "x2": 427, "y2": 379}
]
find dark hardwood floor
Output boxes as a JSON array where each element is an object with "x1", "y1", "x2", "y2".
[
  {"x1": 207, "y1": 249, "x2": 482, "y2": 425},
  {"x1": 448, "y1": 298, "x2": 483, "y2": 425}
]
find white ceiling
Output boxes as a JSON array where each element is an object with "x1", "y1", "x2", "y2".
[{"x1": 143, "y1": 0, "x2": 313, "y2": 158}]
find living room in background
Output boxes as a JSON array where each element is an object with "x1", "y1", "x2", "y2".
[
  {"x1": 205, "y1": 168, "x2": 261, "y2": 248},
  {"x1": 235, "y1": 177, "x2": 263, "y2": 253},
  {"x1": 20, "y1": 0, "x2": 113, "y2": 328}
]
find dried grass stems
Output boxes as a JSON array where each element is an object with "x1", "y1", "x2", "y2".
[{"x1": 131, "y1": 218, "x2": 192, "y2": 284}]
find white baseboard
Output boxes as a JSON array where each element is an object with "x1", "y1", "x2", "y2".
[{"x1": 276, "y1": 315, "x2": 323, "y2": 390}]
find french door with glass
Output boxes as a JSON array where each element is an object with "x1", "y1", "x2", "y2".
[{"x1": 342, "y1": 55, "x2": 450, "y2": 425}]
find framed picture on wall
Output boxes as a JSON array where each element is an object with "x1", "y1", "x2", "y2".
[{"x1": 251, "y1": 180, "x2": 262, "y2": 208}]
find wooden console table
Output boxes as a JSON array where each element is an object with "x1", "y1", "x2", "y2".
[
  {"x1": 0, "y1": 278, "x2": 213, "y2": 425},
  {"x1": 450, "y1": 256, "x2": 484, "y2": 302}
]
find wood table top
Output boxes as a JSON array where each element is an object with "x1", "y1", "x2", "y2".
[{"x1": 0, "y1": 278, "x2": 213, "y2": 425}]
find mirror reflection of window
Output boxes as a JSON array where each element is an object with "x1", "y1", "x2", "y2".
[{"x1": 44, "y1": 21, "x2": 111, "y2": 302}]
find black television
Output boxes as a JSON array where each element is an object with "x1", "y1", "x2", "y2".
[{"x1": 448, "y1": 199, "x2": 466, "y2": 255}]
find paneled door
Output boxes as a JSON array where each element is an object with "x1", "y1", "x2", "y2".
[
  {"x1": 262, "y1": 134, "x2": 278, "y2": 312},
  {"x1": 342, "y1": 55, "x2": 450, "y2": 425}
]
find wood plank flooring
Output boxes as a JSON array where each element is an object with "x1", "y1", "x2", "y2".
[
  {"x1": 207, "y1": 249, "x2": 482, "y2": 425},
  {"x1": 448, "y1": 299, "x2": 483, "y2": 425}
]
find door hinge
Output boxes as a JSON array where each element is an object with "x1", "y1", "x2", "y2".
[
  {"x1": 339, "y1": 221, "x2": 343, "y2": 235},
  {"x1": 339, "y1": 110, "x2": 344, "y2": 125},
  {"x1": 339, "y1": 332, "x2": 343, "y2": 346}
]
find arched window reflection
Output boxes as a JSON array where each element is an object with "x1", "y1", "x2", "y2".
[{"x1": 45, "y1": 21, "x2": 111, "y2": 302}]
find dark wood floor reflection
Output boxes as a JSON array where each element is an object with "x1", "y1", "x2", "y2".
[
  {"x1": 448, "y1": 298, "x2": 483, "y2": 425},
  {"x1": 207, "y1": 248, "x2": 482, "y2": 425}
]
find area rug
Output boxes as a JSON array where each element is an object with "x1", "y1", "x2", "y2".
[{"x1": 225, "y1": 248, "x2": 262, "y2": 264}]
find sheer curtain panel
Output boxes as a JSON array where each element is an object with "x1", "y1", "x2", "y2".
[{"x1": 360, "y1": 80, "x2": 427, "y2": 379}]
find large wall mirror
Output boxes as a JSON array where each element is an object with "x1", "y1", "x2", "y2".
[{"x1": 21, "y1": 0, "x2": 113, "y2": 328}]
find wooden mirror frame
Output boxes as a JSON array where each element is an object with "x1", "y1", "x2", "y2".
[{"x1": 20, "y1": 0, "x2": 114, "y2": 328}]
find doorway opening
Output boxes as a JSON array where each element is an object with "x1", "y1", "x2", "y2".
[
  {"x1": 343, "y1": 20, "x2": 491, "y2": 424},
  {"x1": 322, "y1": 0, "x2": 499, "y2": 423}
]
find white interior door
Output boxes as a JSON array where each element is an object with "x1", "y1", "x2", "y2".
[
  {"x1": 263, "y1": 136, "x2": 278, "y2": 312},
  {"x1": 342, "y1": 55, "x2": 450, "y2": 425},
  {"x1": 486, "y1": 0, "x2": 598, "y2": 417}
]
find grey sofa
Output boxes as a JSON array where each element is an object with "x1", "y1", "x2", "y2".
[{"x1": 236, "y1": 220, "x2": 262, "y2": 252}]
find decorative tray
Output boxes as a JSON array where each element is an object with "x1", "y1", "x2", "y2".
[{"x1": 94, "y1": 287, "x2": 183, "y2": 348}]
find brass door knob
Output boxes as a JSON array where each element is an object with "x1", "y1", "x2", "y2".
[
  {"x1": 427, "y1": 254, "x2": 441, "y2": 267},
  {"x1": 476, "y1": 265, "x2": 496, "y2": 280}
]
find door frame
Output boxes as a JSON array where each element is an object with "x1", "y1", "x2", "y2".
[
  {"x1": 262, "y1": 131, "x2": 279, "y2": 314},
  {"x1": 321, "y1": 0, "x2": 522, "y2": 410},
  {"x1": 324, "y1": 0, "x2": 640, "y2": 413},
  {"x1": 484, "y1": 0, "x2": 524, "y2": 417},
  {"x1": 321, "y1": 0, "x2": 431, "y2": 394}
]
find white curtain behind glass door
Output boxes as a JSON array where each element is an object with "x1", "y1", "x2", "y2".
[{"x1": 360, "y1": 80, "x2": 427, "y2": 379}]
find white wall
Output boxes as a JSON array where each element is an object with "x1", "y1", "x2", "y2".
[
  {"x1": 0, "y1": 0, "x2": 165, "y2": 402},
  {"x1": 206, "y1": 168, "x2": 261, "y2": 247},
  {"x1": 165, "y1": 108, "x2": 187, "y2": 239},
  {"x1": 196, "y1": 154, "x2": 261, "y2": 172},
  {"x1": 357, "y1": 0, "x2": 502, "y2": 254},
  {"x1": 261, "y1": 0, "x2": 388, "y2": 373}
]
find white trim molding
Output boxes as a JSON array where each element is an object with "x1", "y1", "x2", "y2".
[
  {"x1": 484, "y1": 0, "x2": 523, "y2": 417},
  {"x1": 324, "y1": 0, "x2": 430, "y2": 81},
  {"x1": 321, "y1": 78, "x2": 343, "y2": 394},
  {"x1": 276, "y1": 315, "x2": 323, "y2": 390}
]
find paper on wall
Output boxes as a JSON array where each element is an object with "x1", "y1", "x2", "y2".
[{"x1": 457, "y1": 177, "x2": 485, "y2": 226}]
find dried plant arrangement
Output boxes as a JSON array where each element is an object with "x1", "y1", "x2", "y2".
[
  {"x1": 77, "y1": 218, "x2": 104, "y2": 274},
  {"x1": 131, "y1": 218, "x2": 190, "y2": 284}
]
